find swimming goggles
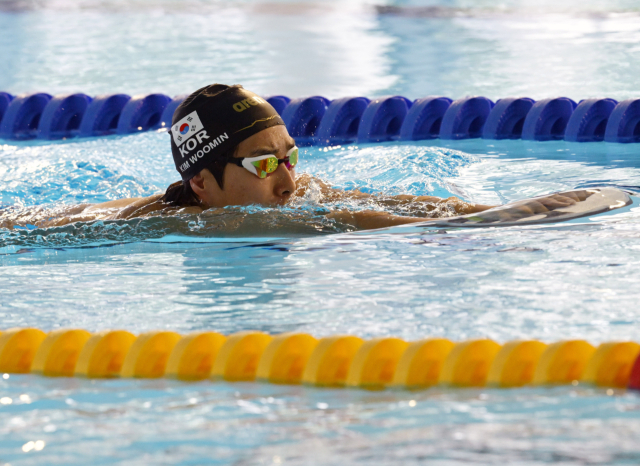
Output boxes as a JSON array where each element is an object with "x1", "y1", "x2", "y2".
[{"x1": 230, "y1": 146, "x2": 299, "y2": 179}]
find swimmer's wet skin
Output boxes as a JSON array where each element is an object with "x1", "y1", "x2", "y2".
[
  {"x1": 0, "y1": 176, "x2": 489, "y2": 231},
  {"x1": 0, "y1": 83, "x2": 585, "y2": 232}
]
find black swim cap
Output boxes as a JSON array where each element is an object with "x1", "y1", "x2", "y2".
[{"x1": 170, "y1": 84, "x2": 285, "y2": 181}]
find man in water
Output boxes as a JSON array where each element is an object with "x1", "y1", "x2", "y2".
[{"x1": 0, "y1": 84, "x2": 584, "y2": 231}]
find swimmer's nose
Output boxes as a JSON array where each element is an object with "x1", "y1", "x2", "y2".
[{"x1": 274, "y1": 163, "x2": 296, "y2": 201}]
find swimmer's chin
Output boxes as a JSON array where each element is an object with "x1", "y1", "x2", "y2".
[
  {"x1": 195, "y1": 197, "x2": 294, "y2": 212},
  {"x1": 235, "y1": 197, "x2": 295, "y2": 208},
  {"x1": 273, "y1": 197, "x2": 295, "y2": 207}
]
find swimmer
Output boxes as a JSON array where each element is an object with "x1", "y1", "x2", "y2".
[{"x1": 0, "y1": 84, "x2": 587, "y2": 231}]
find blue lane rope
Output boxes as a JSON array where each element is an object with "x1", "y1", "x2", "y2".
[{"x1": 0, "y1": 91, "x2": 638, "y2": 144}]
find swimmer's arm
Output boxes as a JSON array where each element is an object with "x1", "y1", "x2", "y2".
[
  {"x1": 465, "y1": 191, "x2": 589, "y2": 222},
  {"x1": 0, "y1": 204, "x2": 95, "y2": 229},
  {"x1": 0, "y1": 194, "x2": 199, "y2": 230},
  {"x1": 378, "y1": 194, "x2": 494, "y2": 214},
  {"x1": 84, "y1": 196, "x2": 150, "y2": 213},
  {"x1": 331, "y1": 191, "x2": 586, "y2": 230},
  {"x1": 326, "y1": 210, "x2": 436, "y2": 230},
  {"x1": 89, "y1": 194, "x2": 171, "y2": 219},
  {"x1": 86, "y1": 194, "x2": 204, "y2": 220},
  {"x1": 295, "y1": 174, "x2": 494, "y2": 214}
]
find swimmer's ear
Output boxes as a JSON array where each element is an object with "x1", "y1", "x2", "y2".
[{"x1": 189, "y1": 172, "x2": 207, "y2": 202}]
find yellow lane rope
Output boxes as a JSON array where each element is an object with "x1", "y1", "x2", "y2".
[{"x1": 1, "y1": 328, "x2": 639, "y2": 390}]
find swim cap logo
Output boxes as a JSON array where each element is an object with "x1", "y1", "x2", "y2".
[
  {"x1": 233, "y1": 96, "x2": 267, "y2": 112},
  {"x1": 171, "y1": 111, "x2": 204, "y2": 147}
]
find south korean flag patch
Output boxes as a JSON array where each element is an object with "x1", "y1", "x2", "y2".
[{"x1": 171, "y1": 110, "x2": 204, "y2": 147}]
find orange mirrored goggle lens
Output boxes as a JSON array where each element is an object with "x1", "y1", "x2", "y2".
[
  {"x1": 250, "y1": 148, "x2": 298, "y2": 178},
  {"x1": 252, "y1": 157, "x2": 279, "y2": 178}
]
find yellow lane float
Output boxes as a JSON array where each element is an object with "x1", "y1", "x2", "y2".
[
  {"x1": 439, "y1": 339, "x2": 501, "y2": 387},
  {"x1": 31, "y1": 329, "x2": 92, "y2": 377},
  {"x1": 75, "y1": 330, "x2": 136, "y2": 378},
  {"x1": 166, "y1": 331, "x2": 226, "y2": 381},
  {"x1": 211, "y1": 331, "x2": 272, "y2": 382},
  {"x1": 487, "y1": 340, "x2": 547, "y2": 388},
  {"x1": 120, "y1": 331, "x2": 181, "y2": 378},
  {"x1": 1, "y1": 327, "x2": 640, "y2": 391},
  {"x1": 0, "y1": 328, "x2": 47, "y2": 373},
  {"x1": 303, "y1": 335, "x2": 364, "y2": 387}
]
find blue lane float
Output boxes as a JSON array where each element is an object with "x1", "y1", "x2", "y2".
[
  {"x1": 0, "y1": 93, "x2": 52, "y2": 140},
  {"x1": 564, "y1": 98, "x2": 618, "y2": 143},
  {"x1": 0, "y1": 92, "x2": 13, "y2": 125},
  {"x1": 1, "y1": 90, "x2": 640, "y2": 144},
  {"x1": 281, "y1": 96, "x2": 331, "y2": 146},
  {"x1": 36, "y1": 93, "x2": 93, "y2": 140},
  {"x1": 482, "y1": 97, "x2": 534, "y2": 140},
  {"x1": 160, "y1": 95, "x2": 187, "y2": 130},
  {"x1": 77, "y1": 94, "x2": 131, "y2": 137},
  {"x1": 604, "y1": 99, "x2": 640, "y2": 143},
  {"x1": 313, "y1": 96, "x2": 370, "y2": 146},
  {"x1": 357, "y1": 96, "x2": 412, "y2": 143},
  {"x1": 440, "y1": 96, "x2": 494, "y2": 140},
  {"x1": 116, "y1": 93, "x2": 172, "y2": 135},
  {"x1": 399, "y1": 97, "x2": 452, "y2": 141},
  {"x1": 266, "y1": 95, "x2": 291, "y2": 115},
  {"x1": 522, "y1": 97, "x2": 577, "y2": 141}
]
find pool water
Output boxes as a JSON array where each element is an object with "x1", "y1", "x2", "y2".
[{"x1": 2, "y1": 1, "x2": 640, "y2": 464}]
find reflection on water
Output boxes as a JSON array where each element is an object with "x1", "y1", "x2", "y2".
[
  {"x1": 1, "y1": 134, "x2": 640, "y2": 339},
  {"x1": 379, "y1": 5, "x2": 640, "y2": 100},
  {"x1": 1, "y1": 0, "x2": 640, "y2": 98},
  {"x1": 3, "y1": 0, "x2": 640, "y2": 464},
  {"x1": 2, "y1": 133, "x2": 640, "y2": 464},
  {"x1": 1, "y1": 373, "x2": 640, "y2": 465},
  {"x1": 0, "y1": 0, "x2": 395, "y2": 98},
  {"x1": 179, "y1": 241, "x2": 306, "y2": 335}
]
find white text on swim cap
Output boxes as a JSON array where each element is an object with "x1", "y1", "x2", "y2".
[
  {"x1": 178, "y1": 130, "x2": 213, "y2": 157},
  {"x1": 171, "y1": 110, "x2": 204, "y2": 147},
  {"x1": 178, "y1": 133, "x2": 230, "y2": 171}
]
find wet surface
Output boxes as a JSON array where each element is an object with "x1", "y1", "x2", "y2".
[{"x1": 2, "y1": 0, "x2": 640, "y2": 463}]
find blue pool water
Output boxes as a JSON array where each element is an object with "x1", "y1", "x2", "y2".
[{"x1": 2, "y1": 1, "x2": 640, "y2": 464}]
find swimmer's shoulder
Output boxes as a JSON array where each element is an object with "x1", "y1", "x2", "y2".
[
  {"x1": 84, "y1": 197, "x2": 149, "y2": 212},
  {"x1": 83, "y1": 194, "x2": 164, "y2": 219},
  {"x1": 94, "y1": 194, "x2": 205, "y2": 220},
  {"x1": 1, "y1": 194, "x2": 207, "y2": 230}
]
